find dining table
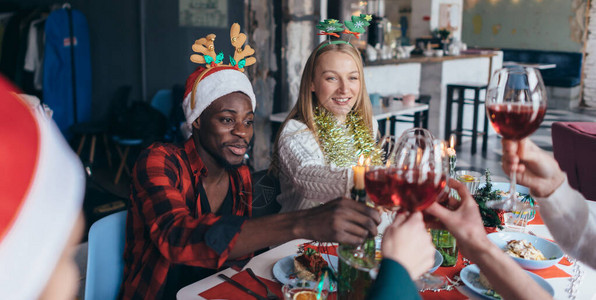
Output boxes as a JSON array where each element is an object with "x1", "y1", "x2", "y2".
[{"x1": 177, "y1": 200, "x2": 596, "y2": 300}]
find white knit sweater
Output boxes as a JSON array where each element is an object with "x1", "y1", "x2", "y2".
[{"x1": 275, "y1": 119, "x2": 378, "y2": 212}]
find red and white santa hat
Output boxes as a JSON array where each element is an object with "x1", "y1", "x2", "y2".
[
  {"x1": 0, "y1": 76, "x2": 85, "y2": 299},
  {"x1": 182, "y1": 65, "x2": 256, "y2": 132}
]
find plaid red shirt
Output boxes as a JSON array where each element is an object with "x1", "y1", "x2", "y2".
[{"x1": 119, "y1": 138, "x2": 252, "y2": 299}]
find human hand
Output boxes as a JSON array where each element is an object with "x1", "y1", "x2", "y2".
[
  {"x1": 501, "y1": 139, "x2": 565, "y2": 197},
  {"x1": 381, "y1": 212, "x2": 434, "y2": 279},
  {"x1": 425, "y1": 180, "x2": 490, "y2": 259},
  {"x1": 296, "y1": 197, "x2": 381, "y2": 245}
]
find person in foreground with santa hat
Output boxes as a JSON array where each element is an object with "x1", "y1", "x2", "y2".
[
  {"x1": 118, "y1": 24, "x2": 390, "y2": 300},
  {"x1": 0, "y1": 75, "x2": 86, "y2": 300}
]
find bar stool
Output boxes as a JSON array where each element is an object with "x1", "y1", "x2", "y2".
[{"x1": 444, "y1": 83, "x2": 489, "y2": 154}]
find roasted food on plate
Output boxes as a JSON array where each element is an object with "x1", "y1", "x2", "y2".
[{"x1": 294, "y1": 248, "x2": 329, "y2": 281}]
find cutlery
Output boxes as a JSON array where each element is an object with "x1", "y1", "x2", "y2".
[
  {"x1": 246, "y1": 268, "x2": 280, "y2": 300},
  {"x1": 218, "y1": 274, "x2": 268, "y2": 300}
]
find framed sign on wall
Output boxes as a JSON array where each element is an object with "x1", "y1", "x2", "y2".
[{"x1": 179, "y1": 0, "x2": 228, "y2": 28}]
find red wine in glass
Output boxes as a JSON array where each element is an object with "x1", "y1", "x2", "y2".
[
  {"x1": 487, "y1": 103, "x2": 546, "y2": 140},
  {"x1": 484, "y1": 66, "x2": 547, "y2": 211},
  {"x1": 365, "y1": 168, "x2": 400, "y2": 209},
  {"x1": 393, "y1": 170, "x2": 447, "y2": 213}
]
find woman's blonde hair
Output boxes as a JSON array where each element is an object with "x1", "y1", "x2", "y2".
[{"x1": 271, "y1": 41, "x2": 374, "y2": 172}]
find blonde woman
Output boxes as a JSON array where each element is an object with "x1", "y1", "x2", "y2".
[{"x1": 273, "y1": 41, "x2": 381, "y2": 212}]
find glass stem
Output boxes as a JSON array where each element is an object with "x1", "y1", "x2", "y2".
[{"x1": 509, "y1": 167, "x2": 518, "y2": 203}]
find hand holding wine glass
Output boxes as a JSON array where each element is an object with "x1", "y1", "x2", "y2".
[
  {"x1": 485, "y1": 66, "x2": 547, "y2": 211},
  {"x1": 392, "y1": 128, "x2": 450, "y2": 290}
]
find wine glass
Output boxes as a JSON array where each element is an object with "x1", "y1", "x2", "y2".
[
  {"x1": 485, "y1": 67, "x2": 547, "y2": 211},
  {"x1": 365, "y1": 135, "x2": 401, "y2": 211},
  {"x1": 392, "y1": 128, "x2": 449, "y2": 290}
]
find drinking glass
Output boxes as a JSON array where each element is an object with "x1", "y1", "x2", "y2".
[
  {"x1": 455, "y1": 170, "x2": 483, "y2": 195},
  {"x1": 365, "y1": 135, "x2": 401, "y2": 211},
  {"x1": 392, "y1": 128, "x2": 449, "y2": 290},
  {"x1": 485, "y1": 67, "x2": 547, "y2": 211}
]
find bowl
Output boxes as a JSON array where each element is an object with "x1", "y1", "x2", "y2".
[
  {"x1": 429, "y1": 249, "x2": 443, "y2": 273},
  {"x1": 423, "y1": 50, "x2": 435, "y2": 57},
  {"x1": 369, "y1": 249, "x2": 443, "y2": 280},
  {"x1": 434, "y1": 49, "x2": 444, "y2": 57},
  {"x1": 487, "y1": 232, "x2": 564, "y2": 270}
]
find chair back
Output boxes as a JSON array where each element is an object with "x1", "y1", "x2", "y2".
[
  {"x1": 150, "y1": 89, "x2": 173, "y2": 118},
  {"x1": 84, "y1": 210, "x2": 127, "y2": 300},
  {"x1": 552, "y1": 122, "x2": 596, "y2": 201}
]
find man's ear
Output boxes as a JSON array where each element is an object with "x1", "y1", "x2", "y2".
[{"x1": 192, "y1": 118, "x2": 200, "y2": 131}]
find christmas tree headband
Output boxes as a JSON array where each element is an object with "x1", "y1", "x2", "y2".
[
  {"x1": 188, "y1": 23, "x2": 256, "y2": 110},
  {"x1": 316, "y1": 14, "x2": 372, "y2": 51}
]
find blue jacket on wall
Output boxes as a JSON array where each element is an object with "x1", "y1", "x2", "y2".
[{"x1": 43, "y1": 8, "x2": 91, "y2": 139}]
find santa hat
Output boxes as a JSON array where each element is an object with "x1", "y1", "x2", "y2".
[
  {"x1": 182, "y1": 23, "x2": 257, "y2": 136},
  {"x1": 0, "y1": 76, "x2": 85, "y2": 299},
  {"x1": 182, "y1": 65, "x2": 256, "y2": 131}
]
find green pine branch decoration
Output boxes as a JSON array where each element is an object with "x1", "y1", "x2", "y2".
[{"x1": 473, "y1": 169, "x2": 504, "y2": 229}]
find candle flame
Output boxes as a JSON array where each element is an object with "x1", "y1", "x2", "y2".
[
  {"x1": 365, "y1": 157, "x2": 371, "y2": 166},
  {"x1": 449, "y1": 134, "x2": 456, "y2": 149},
  {"x1": 358, "y1": 154, "x2": 365, "y2": 166}
]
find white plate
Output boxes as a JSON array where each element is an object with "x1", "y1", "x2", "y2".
[
  {"x1": 479, "y1": 181, "x2": 536, "y2": 220},
  {"x1": 487, "y1": 182, "x2": 530, "y2": 196},
  {"x1": 460, "y1": 264, "x2": 554, "y2": 299},
  {"x1": 487, "y1": 232, "x2": 564, "y2": 270},
  {"x1": 272, "y1": 254, "x2": 338, "y2": 291}
]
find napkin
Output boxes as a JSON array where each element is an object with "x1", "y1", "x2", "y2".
[
  {"x1": 528, "y1": 210, "x2": 544, "y2": 225},
  {"x1": 559, "y1": 256, "x2": 573, "y2": 266},
  {"x1": 528, "y1": 265, "x2": 571, "y2": 279},
  {"x1": 199, "y1": 270, "x2": 283, "y2": 299}
]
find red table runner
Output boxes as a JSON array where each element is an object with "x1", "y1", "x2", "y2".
[
  {"x1": 199, "y1": 270, "x2": 284, "y2": 299},
  {"x1": 528, "y1": 210, "x2": 544, "y2": 225},
  {"x1": 201, "y1": 226, "x2": 571, "y2": 299}
]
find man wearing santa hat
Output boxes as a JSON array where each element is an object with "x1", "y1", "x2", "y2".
[{"x1": 119, "y1": 26, "x2": 381, "y2": 299}]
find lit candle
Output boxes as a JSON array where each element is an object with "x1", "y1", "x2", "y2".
[
  {"x1": 352, "y1": 154, "x2": 366, "y2": 190},
  {"x1": 447, "y1": 134, "x2": 456, "y2": 157},
  {"x1": 448, "y1": 134, "x2": 457, "y2": 176}
]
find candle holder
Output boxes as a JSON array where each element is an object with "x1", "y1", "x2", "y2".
[
  {"x1": 338, "y1": 156, "x2": 378, "y2": 299},
  {"x1": 449, "y1": 154, "x2": 457, "y2": 177},
  {"x1": 430, "y1": 144, "x2": 459, "y2": 267}
]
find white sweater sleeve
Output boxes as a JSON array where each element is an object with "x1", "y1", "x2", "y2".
[
  {"x1": 275, "y1": 120, "x2": 353, "y2": 212},
  {"x1": 534, "y1": 178, "x2": 596, "y2": 269}
]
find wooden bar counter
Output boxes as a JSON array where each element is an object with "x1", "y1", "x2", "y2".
[{"x1": 363, "y1": 51, "x2": 503, "y2": 139}]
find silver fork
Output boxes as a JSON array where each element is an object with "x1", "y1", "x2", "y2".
[{"x1": 246, "y1": 268, "x2": 280, "y2": 300}]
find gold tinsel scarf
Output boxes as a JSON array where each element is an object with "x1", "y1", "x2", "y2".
[{"x1": 313, "y1": 107, "x2": 382, "y2": 167}]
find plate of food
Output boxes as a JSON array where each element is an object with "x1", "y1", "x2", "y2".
[
  {"x1": 487, "y1": 232, "x2": 564, "y2": 270},
  {"x1": 272, "y1": 248, "x2": 338, "y2": 291},
  {"x1": 460, "y1": 264, "x2": 554, "y2": 299},
  {"x1": 479, "y1": 182, "x2": 536, "y2": 220}
]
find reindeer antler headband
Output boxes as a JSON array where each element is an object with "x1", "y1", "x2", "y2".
[
  {"x1": 182, "y1": 23, "x2": 257, "y2": 134},
  {"x1": 188, "y1": 23, "x2": 256, "y2": 110}
]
